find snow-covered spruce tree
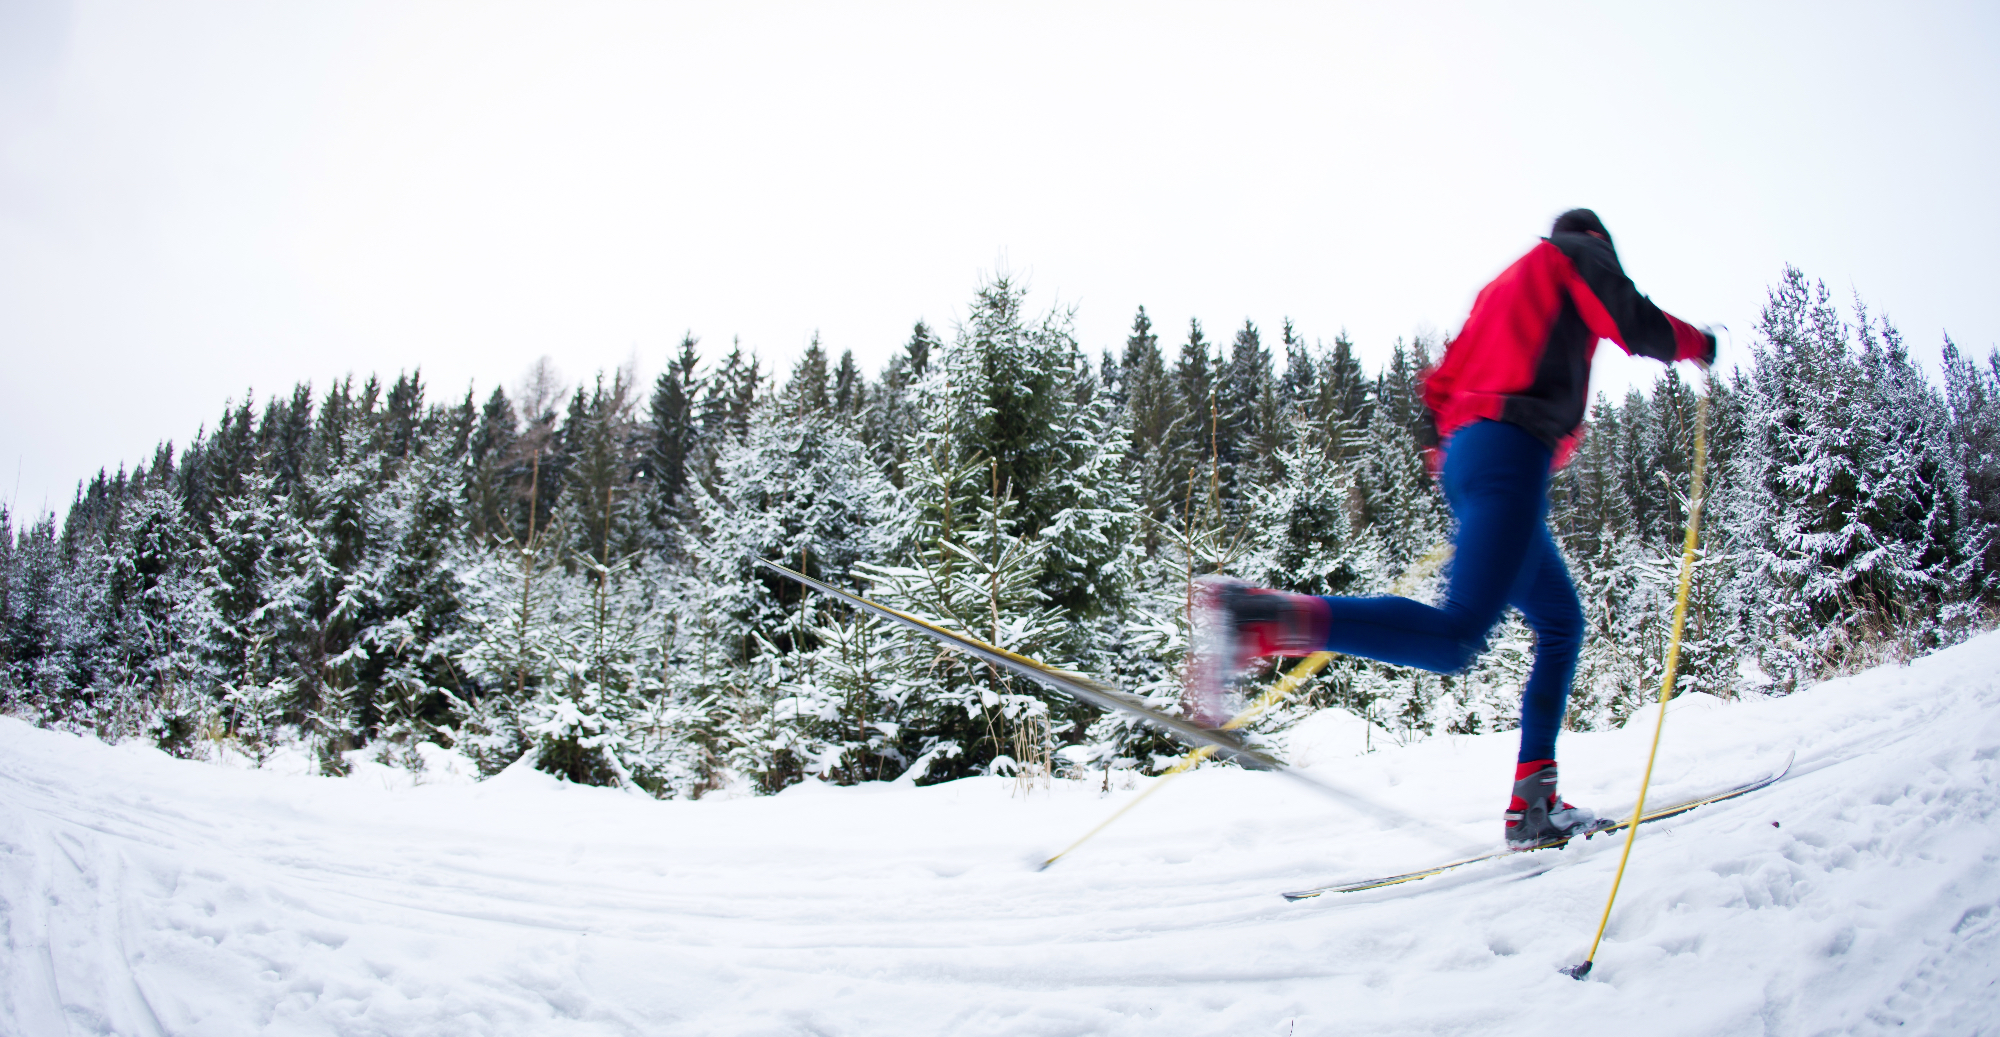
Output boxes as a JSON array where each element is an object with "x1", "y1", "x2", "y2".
[
  {"x1": 1851, "y1": 306, "x2": 1978, "y2": 649},
  {"x1": 277, "y1": 377, "x2": 378, "y2": 767},
  {"x1": 207, "y1": 471, "x2": 303, "y2": 762},
  {"x1": 1632, "y1": 371, "x2": 1737, "y2": 707},
  {"x1": 1248, "y1": 415, "x2": 1381, "y2": 600},
  {"x1": 517, "y1": 550, "x2": 647, "y2": 791},
  {"x1": 1238, "y1": 412, "x2": 1393, "y2": 731},
  {"x1": 1693, "y1": 368, "x2": 1762, "y2": 692},
  {"x1": 465, "y1": 387, "x2": 522, "y2": 547},
  {"x1": 625, "y1": 555, "x2": 735, "y2": 797},
  {"x1": 831, "y1": 348, "x2": 867, "y2": 423},
  {"x1": 642, "y1": 334, "x2": 703, "y2": 550},
  {"x1": 1279, "y1": 319, "x2": 1314, "y2": 412},
  {"x1": 507, "y1": 368, "x2": 706, "y2": 793},
  {"x1": 687, "y1": 379, "x2": 890, "y2": 791},
  {"x1": 857, "y1": 413, "x2": 1067, "y2": 784},
  {"x1": 453, "y1": 505, "x2": 564, "y2": 776},
  {"x1": 96, "y1": 486, "x2": 222, "y2": 755},
  {"x1": 1312, "y1": 331, "x2": 1371, "y2": 469},
  {"x1": 1940, "y1": 336, "x2": 2000, "y2": 604},
  {"x1": 1733, "y1": 269, "x2": 1916, "y2": 685},
  {"x1": 1550, "y1": 393, "x2": 1631, "y2": 728},
  {"x1": 693, "y1": 341, "x2": 765, "y2": 489},
  {"x1": 941, "y1": 278, "x2": 1137, "y2": 641},
  {"x1": 1164, "y1": 318, "x2": 1219, "y2": 517},
  {"x1": 749, "y1": 585, "x2": 906, "y2": 785},
  {"x1": 1216, "y1": 319, "x2": 1280, "y2": 512},
  {"x1": 875, "y1": 278, "x2": 1139, "y2": 780},
  {"x1": 352, "y1": 443, "x2": 473, "y2": 768},
  {"x1": 0, "y1": 507, "x2": 12, "y2": 702},
  {"x1": 1355, "y1": 338, "x2": 1448, "y2": 573},
  {"x1": 257, "y1": 384, "x2": 316, "y2": 498},
  {"x1": 1, "y1": 512, "x2": 106, "y2": 732},
  {"x1": 1117, "y1": 306, "x2": 1184, "y2": 557},
  {"x1": 861, "y1": 321, "x2": 939, "y2": 484}
]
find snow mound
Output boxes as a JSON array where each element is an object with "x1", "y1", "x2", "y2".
[
  {"x1": 1618, "y1": 688, "x2": 1732, "y2": 730},
  {"x1": 1280, "y1": 706, "x2": 1396, "y2": 767},
  {"x1": 7, "y1": 632, "x2": 2000, "y2": 1034}
]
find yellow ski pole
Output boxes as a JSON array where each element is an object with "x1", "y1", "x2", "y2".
[
  {"x1": 1567, "y1": 385, "x2": 1710, "y2": 980},
  {"x1": 1039, "y1": 651, "x2": 1337, "y2": 870}
]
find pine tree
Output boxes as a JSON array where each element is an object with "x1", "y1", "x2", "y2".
[
  {"x1": 935, "y1": 277, "x2": 1136, "y2": 624},
  {"x1": 264, "y1": 383, "x2": 315, "y2": 495},
  {"x1": 784, "y1": 333, "x2": 831, "y2": 416},
  {"x1": 1941, "y1": 337, "x2": 2000, "y2": 601},
  {"x1": 856, "y1": 396, "x2": 1066, "y2": 784},
  {"x1": 208, "y1": 471, "x2": 286, "y2": 738},
  {"x1": 1249, "y1": 415, "x2": 1379, "y2": 598},
  {"x1": 1314, "y1": 330, "x2": 1370, "y2": 464},
  {"x1": 101, "y1": 488, "x2": 220, "y2": 753},
  {"x1": 1218, "y1": 318, "x2": 1279, "y2": 506},
  {"x1": 695, "y1": 340, "x2": 763, "y2": 483},
  {"x1": 377, "y1": 370, "x2": 425, "y2": 463},
  {"x1": 1852, "y1": 304, "x2": 1975, "y2": 644},
  {"x1": 454, "y1": 496, "x2": 566, "y2": 776},
  {"x1": 1357, "y1": 339, "x2": 1447, "y2": 571},
  {"x1": 685, "y1": 398, "x2": 889, "y2": 789},
  {"x1": 9, "y1": 513, "x2": 114, "y2": 731},
  {"x1": 643, "y1": 333, "x2": 702, "y2": 539},
  {"x1": 560, "y1": 371, "x2": 644, "y2": 568},
  {"x1": 359, "y1": 445, "x2": 473, "y2": 760},
  {"x1": 1119, "y1": 306, "x2": 1180, "y2": 553},
  {"x1": 1738, "y1": 267, "x2": 1881, "y2": 682},
  {"x1": 860, "y1": 322, "x2": 938, "y2": 481},
  {"x1": 1280, "y1": 318, "x2": 1314, "y2": 404},
  {"x1": 466, "y1": 387, "x2": 520, "y2": 545},
  {"x1": 832, "y1": 348, "x2": 865, "y2": 422},
  {"x1": 1168, "y1": 318, "x2": 1218, "y2": 511}
]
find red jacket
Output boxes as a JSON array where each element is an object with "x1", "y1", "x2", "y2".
[{"x1": 1423, "y1": 232, "x2": 1713, "y2": 469}]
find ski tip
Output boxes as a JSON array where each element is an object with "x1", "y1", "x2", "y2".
[{"x1": 1563, "y1": 960, "x2": 1593, "y2": 981}]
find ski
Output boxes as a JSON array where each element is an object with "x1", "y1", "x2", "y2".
[
  {"x1": 756, "y1": 559, "x2": 1277, "y2": 765},
  {"x1": 1281, "y1": 750, "x2": 1795, "y2": 901},
  {"x1": 757, "y1": 558, "x2": 1419, "y2": 827}
]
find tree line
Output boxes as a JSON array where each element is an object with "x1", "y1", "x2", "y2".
[{"x1": 2, "y1": 267, "x2": 1993, "y2": 795}]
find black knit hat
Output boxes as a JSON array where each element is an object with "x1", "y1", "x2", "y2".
[{"x1": 1551, "y1": 208, "x2": 1612, "y2": 246}]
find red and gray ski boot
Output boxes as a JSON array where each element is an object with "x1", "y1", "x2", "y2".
[
  {"x1": 1190, "y1": 578, "x2": 1330, "y2": 726},
  {"x1": 1504, "y1": 760, "x2": 1599, "y2": 850}
]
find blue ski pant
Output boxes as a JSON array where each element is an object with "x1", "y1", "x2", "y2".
[{"x1": 1316, "y1": 419, "x2": 1583, "y2": 762}]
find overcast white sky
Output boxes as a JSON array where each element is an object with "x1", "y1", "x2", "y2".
[{"x1": 2, "y1": 1, "x2": 1995, "y2": 520}]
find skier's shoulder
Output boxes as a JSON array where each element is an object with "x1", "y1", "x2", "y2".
[{"x1": 1543, "y1": 231, "x2": 1622, "y2": 275}]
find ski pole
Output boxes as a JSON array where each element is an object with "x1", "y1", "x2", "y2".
[
  {"x1": 1567, "y1": 383, "x2": 1710, "y2": 980},
  {"x1": 1039, "y1": 651, "x2": 1337, "y2": 870}
]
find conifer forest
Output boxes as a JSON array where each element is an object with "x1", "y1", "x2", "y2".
[{"x1": 4, "y1": 266, "x2": 1995, "y2": 798}]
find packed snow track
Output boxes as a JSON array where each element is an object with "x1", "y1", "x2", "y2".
[{"x1": 7, "y1": 634, "x2": 2000, "y2": 1035}]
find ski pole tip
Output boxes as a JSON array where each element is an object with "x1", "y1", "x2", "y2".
[{"x1": 1563, "y1": 960, "x2": 1593, "y2": 981}]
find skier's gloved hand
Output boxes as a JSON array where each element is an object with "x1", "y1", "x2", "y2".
[{"x1": 1695, "y1": 324, "x2": 1723, "y2": 371}]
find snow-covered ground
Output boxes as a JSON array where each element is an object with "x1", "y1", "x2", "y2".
[{"x1": 7, "y1": 635, "x2": 2000, "y2": 1036}]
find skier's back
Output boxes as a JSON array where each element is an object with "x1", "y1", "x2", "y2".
[{"x1": 1201, "y1": 208, "x2": 1715, "y2": 849}]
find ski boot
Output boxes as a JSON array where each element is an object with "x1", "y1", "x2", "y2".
[
  {"x1": 1189, "y1": 578, "x2": 1330, "y2": 726},
  {"x1": 1504, "y1": 760, "x2": 1600, "y2": 850}
]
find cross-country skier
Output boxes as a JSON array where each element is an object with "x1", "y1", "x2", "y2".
[{"x1": 1195, "y1": 208, "x2": 1716, "y2": 849}]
